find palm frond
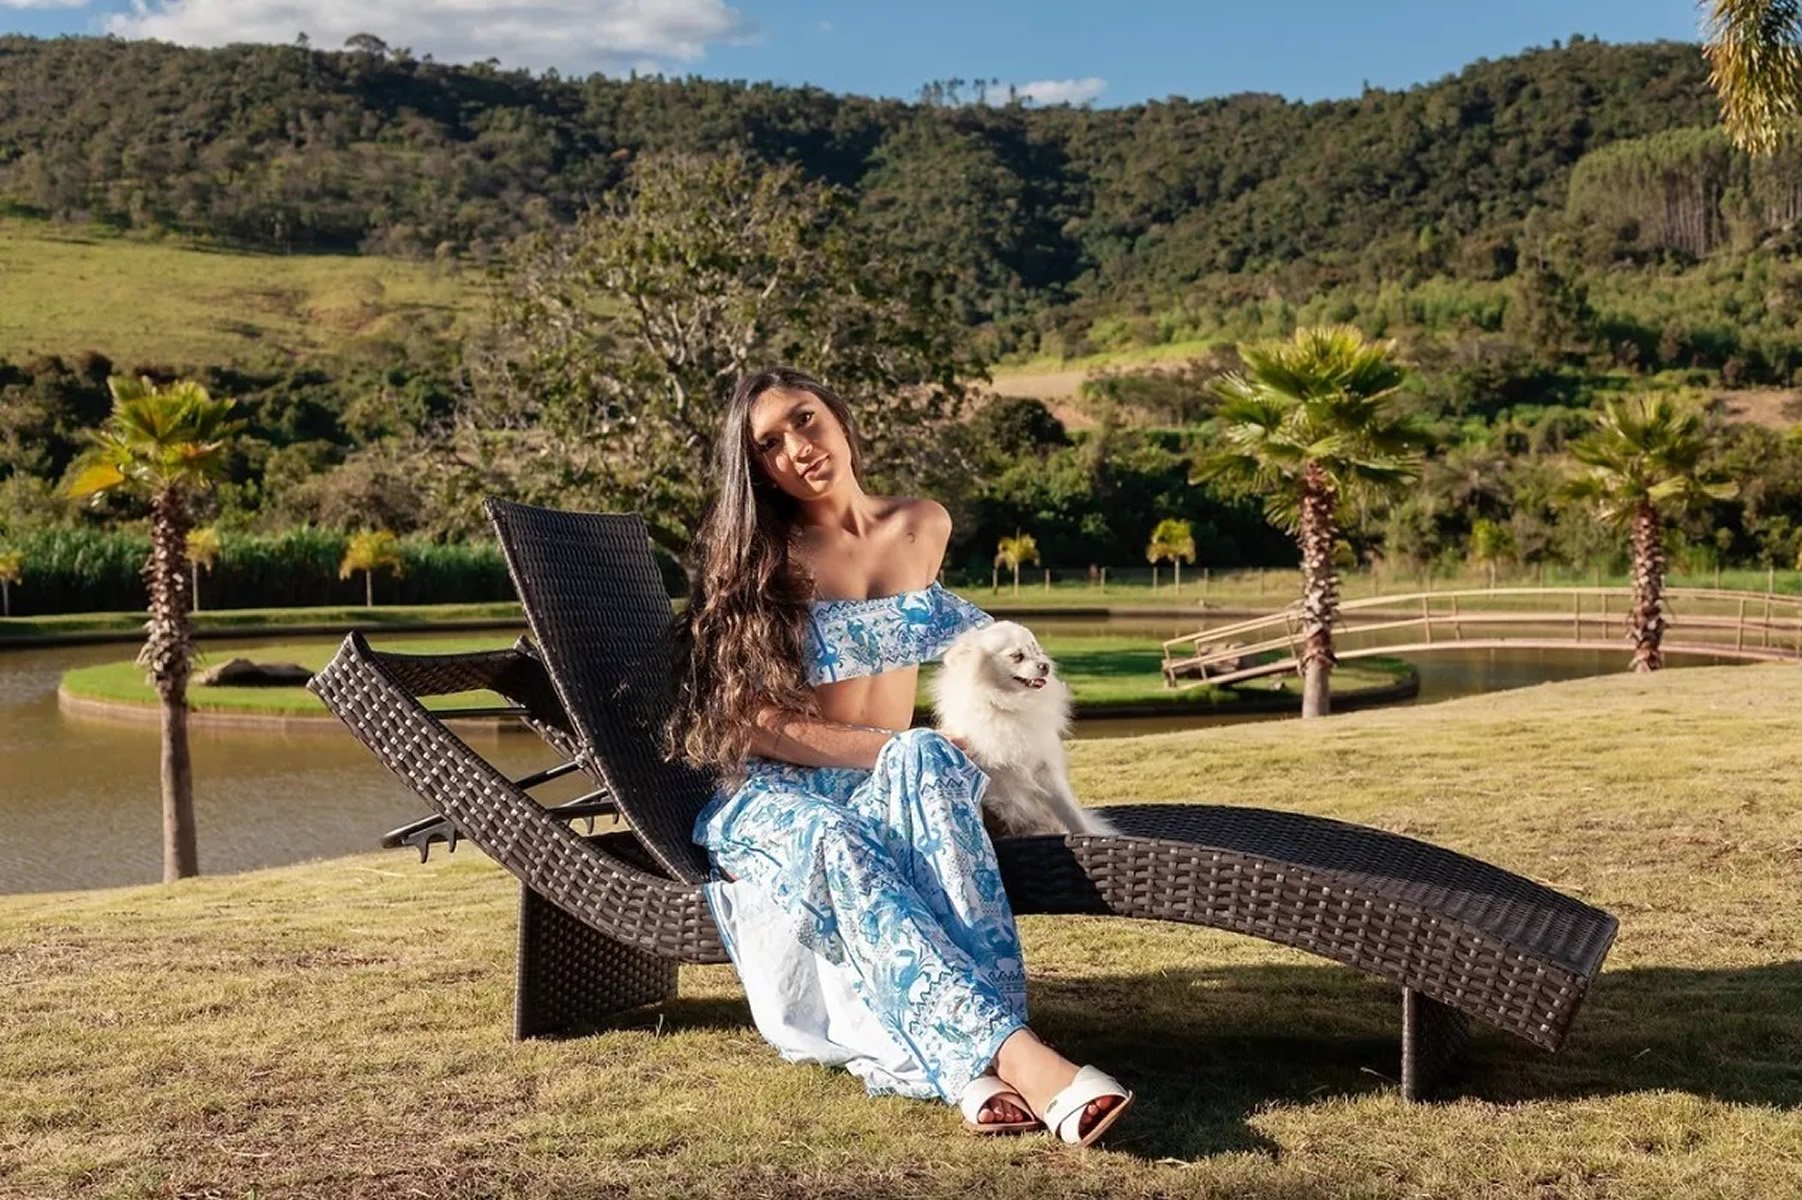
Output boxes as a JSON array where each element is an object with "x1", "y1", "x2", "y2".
[
  {"x1": 1565, "y1": 393, "x2": 1732, "y2": 522},
  {"x1": 1703, "y1": 0, "x2": 1802, "y2": 154},
  {"x1": 74, "y1": 377, "x2": 242, "y2": 499}
]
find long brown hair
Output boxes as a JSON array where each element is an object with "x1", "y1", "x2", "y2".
[{"x1": 666, "y1": 367, "x2": 864, "y2": 773}]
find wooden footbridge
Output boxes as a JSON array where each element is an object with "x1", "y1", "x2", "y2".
[{"x1": 1162, "y1": 586, "x2": 1802, "y2": 689}]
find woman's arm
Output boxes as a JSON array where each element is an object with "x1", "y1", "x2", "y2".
[{"x1": 749, "y1": 706, "x2": 898, "y2": 770}]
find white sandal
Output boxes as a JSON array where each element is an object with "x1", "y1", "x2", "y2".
[
  {"x1": 958, "y1": 1073, "x2": 1039, "y2": 1135},
  {"x1": 1039, "y1": 1065, "x2": 1134, "y2": 1147}
]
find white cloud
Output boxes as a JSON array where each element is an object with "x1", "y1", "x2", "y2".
[
  {"x1": 1013, "y1": 76, "x2": 1106, "y2": 106},
  {"x1": 102, "y1": 0, "x2": 749, "y2": 73}
]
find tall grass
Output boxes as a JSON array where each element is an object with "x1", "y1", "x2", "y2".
[{"x1": 0, "y1": 527, "x2": 511, "y2": 614}]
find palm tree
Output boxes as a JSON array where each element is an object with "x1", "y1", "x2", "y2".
[
  {"x1": 186, "y1": 526, "x2": 222, "y2": 613},
  {"x1": 1468, "y1": 518, "x2": 1517, "y2": 589},
  {"x1": 1146, "y1": 518, "x2": 1197, "y2": 589},
  {"x1": 1702, "y1": 0, "x2": 1802, "y2": 154},
  {"x1": 994, "y1": 532, "x2": 1039, "y2": 596},
  {"x1": 340, "y1": 530, "x2": 406, "y2": 607},
  {"x1": 0, "y1": 548, "x2": 21, "y2": 618},
  {"x1": 1200, "y1": 326, "x2": 1425, "y2": 718},
  {"x1": 1564, "y1": 396, "x2": 1738, "y2": 672},
  {"x1": 65, "y1": 377, "x2": 241, "y2": 883}
]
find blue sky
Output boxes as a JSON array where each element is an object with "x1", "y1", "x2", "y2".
[{"x1": 3, "y1": 0, "x2": 1707, "y2": 105}]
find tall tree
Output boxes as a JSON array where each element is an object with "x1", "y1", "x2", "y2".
[
  {"x1": 1201, "y1": 326, "x2": 1425, "y2": 718},
  {"x1": 339, "y1": 530, "x2": 405, "y2": 607},
  {"x1": 1146, "y1": 518, "x2": 1197, "y2": 589},
  {"x1": 186, "y1": 526, "x2": 221, "y2": 613},
  {"x1": 463, "y1": 148, "x2": 985, "y2": 552},
  {"x1": 0, "y1": 548, "x2": 20, "y2": 618},
  {"x1": 995, "y1": 532, "x2": 1040, "y2": 595},
  {"x1": 1468, "y1": 518, "x2": 1517, "y2": 588},
  {"x1": 1703, "y1": 0, "x2": 1802, "y2": 154},
  {"x1": 1564, "y1": 396, "x2": 1739, "y2": 671},
  {"x1": 65, "y1": 377, "x2": 241, "y2": 882}
]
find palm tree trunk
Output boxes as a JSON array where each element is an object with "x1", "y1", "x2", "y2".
[
  {"x1": 191, "y1": 562, "x2": 201, "y2": 613},
  {"x1": 1011, "y1": 563, "x2": 1020, "y2": 596},
  {"x1": 365, "y1": 569, "x2": 374, "y2": 608},
  {"x1": 159, "y1": 693, "x2": 198, "y2": 880},
  {"x1": 144, "y1": 486, "x2": 199, "y2": 881},
  {"x1": 1, "y1": 579, "x2": 9, "y2": 618},
  {"x1": 1297, "y1": 463, "x2": 1340, "y2": 718},
  {"x1": 1629, "y1": 500, "x2": 1667, "y2": 672}
]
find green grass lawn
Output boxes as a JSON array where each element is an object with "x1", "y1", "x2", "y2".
[
  {"x1": 57, "y1": 634, "x2": 1413, "y2": 718},
  {"x1": 0, "y1": 217, "x2": 479, "y2": 364},
  {"x1": 3, "y1": 665, "x2": 1798, "y2": 1197}
]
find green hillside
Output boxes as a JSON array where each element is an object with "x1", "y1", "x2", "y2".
[{"x1": 0, "y1": 218, "x2": 476, "y2": 365}]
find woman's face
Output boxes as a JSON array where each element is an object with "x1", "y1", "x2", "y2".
[{"x1": 747, "y1": 387, "x2": 853, "y2": 501}]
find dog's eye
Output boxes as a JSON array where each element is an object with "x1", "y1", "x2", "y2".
[{"x1": 1010, "y1": 651, "x2": 1025, "y2": 663}]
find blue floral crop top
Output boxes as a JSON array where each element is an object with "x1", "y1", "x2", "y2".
[{"x1": 804, "y1": 582, "x2": 993, "y2": 685}]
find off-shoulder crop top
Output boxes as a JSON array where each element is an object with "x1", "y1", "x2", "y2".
[{"x1": 804, "y1": 582, "x2": 993, "y2": 686}]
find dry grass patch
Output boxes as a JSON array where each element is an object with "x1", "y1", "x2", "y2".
[
  {"x1": 3, "y1": 666, "x2": 1800, "y2": 1198},
  {"x1": 0, "y1": 219, "x2": 478, "y2": 365}
]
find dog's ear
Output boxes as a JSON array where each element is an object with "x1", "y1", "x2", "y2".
[{"x1": 942, "y1": 635, "x2": 981, "y2": 670}]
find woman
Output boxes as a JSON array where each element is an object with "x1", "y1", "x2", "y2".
[{"x1": 668, "y1": 366, "x2": 1132, "y2": 1147}]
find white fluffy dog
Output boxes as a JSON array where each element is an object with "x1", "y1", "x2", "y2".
[{"x1": 930, "y1": 621, "x2": 1119, "y2": 840}]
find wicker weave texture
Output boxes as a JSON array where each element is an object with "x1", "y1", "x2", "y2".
[
  {"x1": 1402, "y1": 988, "x2": 1472, "y2": 1100},
  {"x1": 309, "y1": 633, "x2": 725, "y2": 963},
  {"x1": 992, "y1": 808, "x2": 1609, "y2": 1051},
  {"x1": 516, "y1": 881, "x2": 679, "y2": 1038},
  {"x1": 486, "y1": 500, "x2": 719, "y2": 885}
]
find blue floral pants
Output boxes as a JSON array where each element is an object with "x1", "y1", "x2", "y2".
[{"x1": 694, "y1": 729, "x2": 1028, "y2": 1102}]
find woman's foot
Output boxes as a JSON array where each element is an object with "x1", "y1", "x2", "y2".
[
  {"x1": 992, "y1": 1030, "x2": 1129, "y2": 1144},
  {"x1": 958, "y1": 1073, "x2": 1039, "y2": 1134},
  {"x1": 976, "y1": 1093, "x2": 1032, "y2": 1126}
]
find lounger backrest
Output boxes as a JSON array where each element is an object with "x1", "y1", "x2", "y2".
[{"x1": 486, "y1": 498, "x2": 716, "y2": 883}]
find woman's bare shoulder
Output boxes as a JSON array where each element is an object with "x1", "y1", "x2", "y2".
[{"x1": 875, "y1": 496, "x2": 952, "y2": 542}]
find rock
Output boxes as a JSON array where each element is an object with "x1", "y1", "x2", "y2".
[{"x1": 196, "y1": 658, "x2": 314, "y2": 687}]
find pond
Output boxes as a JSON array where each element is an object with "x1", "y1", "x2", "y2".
[{"x1": 0, "y1": 621, "x2": 1735, "y2": 894}]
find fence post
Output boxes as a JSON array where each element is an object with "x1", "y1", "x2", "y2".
[
  {"x1": 1573, "y1": 592, "x2": 1581, "y2": 640},
  {"x1": 1044, "y1": 568, "x2": 1051, "y2": 593},
  {"x1": 1765, "y1": 591, "x2": 1773, "y2": 648},
  {"x1": 1100, "y1": 566, "x2": 1108, "y2": 593},
  {"x1": 1737, "y1": 597, "x2": 1747, "y2": 651},
  {"x1": 1423, "y1": 595, "x2": 1433, "y2": 644}
]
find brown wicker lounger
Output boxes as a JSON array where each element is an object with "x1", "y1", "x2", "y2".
[{"x1": 307, "y1": 499, "x2": 1618, "y2": 1101}]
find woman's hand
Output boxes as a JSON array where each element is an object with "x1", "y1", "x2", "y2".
[{"x1": 937, "y1": 730, "x2": 973, "y2": 755}]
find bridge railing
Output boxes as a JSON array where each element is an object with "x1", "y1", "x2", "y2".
[{"x1": 1161, "y1": 587, "x2": 1802, "y2": 688}]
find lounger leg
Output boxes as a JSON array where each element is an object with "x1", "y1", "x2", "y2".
[
  {"x1": 514, "y1": 883, "x2": 678, "y2": 1039},
  {"x1": 1400, "y1": 988, "x2": 1470, "y2": 1101}
]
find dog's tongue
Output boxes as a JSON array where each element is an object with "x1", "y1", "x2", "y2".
[{"x1": 1027, "y1": 678, "x2": 1047, "y2": 689}]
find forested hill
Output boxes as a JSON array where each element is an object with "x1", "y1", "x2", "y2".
[{"x1": 0, "y1": 34, "x2": 1716, "y2": 311}]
